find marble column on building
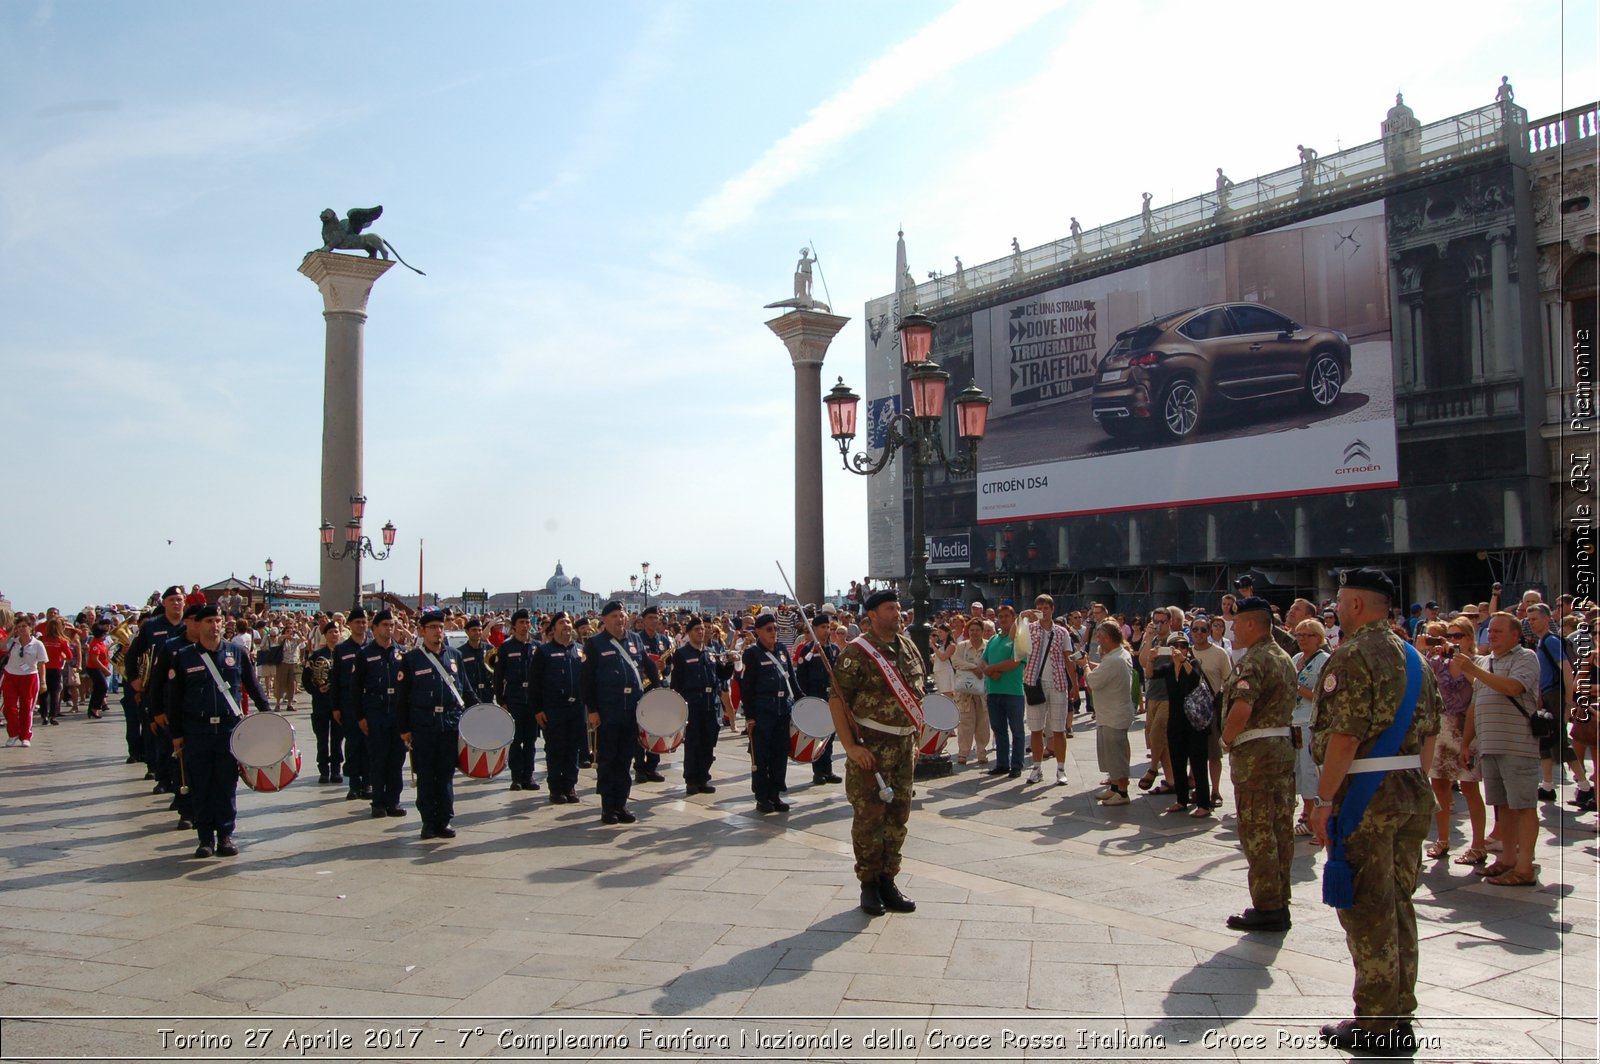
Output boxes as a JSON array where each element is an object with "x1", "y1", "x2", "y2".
[
  {"x1": 1392, "y1": 495, "x2": 1410, "y2": 554},
  {"x1": 1488, "y1": 228, "x2": 1514, "y2": 377},
  {"x1": 299, "y1": 252, "x2": 394, "y2": 613},
  {"x1": 1293, "y1": 505, "x2": 1310, "y2": 558},
  {"x1": 766, "y1": 308, "x2": 850, "y2": 606}
]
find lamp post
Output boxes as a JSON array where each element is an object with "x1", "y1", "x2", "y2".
[
  {"x1": 319, "y1": 495, "x2": 396, "y2": 611},
  {"x1": 824, "y1": 311, "x2": 991, "y2": 673},
  {"x1": 629, "y1": 562, "x2": 662, "y2": 612}
]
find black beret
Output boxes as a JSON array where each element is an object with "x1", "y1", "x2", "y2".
[
  {"x1": 1233, "y1": 596, "x2": 1274, "y2": 617},
  {"x1": 321, "y1": 621, "x2": 339, "y2": 634},
  {"x1": 511, "y1": 608, "x2": 531, "y2": 622},
  {"x1": 371, "y1": 609, "x2": 395, "y2": 625},
  {"x1": 418, "y1": 608, "x2": 446, "y2": 626},
  {"x1": 544, "y1": 610, "x2": 569, "y2": 630},
  {"x1": 864, "y1": 589, "x2": 899, "y2": 611},
  {"x1": 684, "y1": 614, "x2": 705, "y2": 630},
  {"x1": 182, "y1": 603, "x2": 206, "y2": 620},
  {"x1": 753, "y1": 612, "x2": 777, "y2": 629},
  {"x1": 464, "y1": 616, "x2": 482, "y2": 630},
  {"x1": 640, "y1": 605, "x2": 659, "y2": 617},
  {"x1": 601, "y1": 600, "x2": 625, "y2": 617},
  {"x1": 1233, "y1": 575, "x2": 1254, "y2": 589},
  {"x1": 348, "y1": 607, "x2": 368, "y2": 621},
  {"x1": 163, "y1": 586, "x2": 184, "y2": 599},
  {"x1": 193, "y1": 604, "x2": 221, "y2": 620},
  {"x1": 1338, "y1": 567, "x2": 1396, "y2": 600}
]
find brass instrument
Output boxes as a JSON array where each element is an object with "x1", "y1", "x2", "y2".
[
  {"x1": 110, "y1": 619, "x2": 134, "y2": 679},
  {"x1": 484, "y1": 644, "x2": 498, "y2": 672},
  {"x1": 307, "y1": 654, "x2": 332, "y2": 693},
  {"x1": 133, "y1": 644, "x2": 159, "y2": 706}
]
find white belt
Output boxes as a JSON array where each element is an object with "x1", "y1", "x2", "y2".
[
  {"x1": 1348, "y1": 755, "x2": 1422, "y2": 773},
  {"x1": 855, "y1": 716, "x2": 916, "y2": 737},
  {"x1": 1234, "y1": 727, "x2": 1292, "y2": 746}
]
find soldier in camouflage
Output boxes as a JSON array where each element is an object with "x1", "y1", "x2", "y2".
[
  {"x1": 1311, "y1": 568, "x2": 1440, "y2": 1056},
  {"x1": 829, "y1": 589, "x2": 925, "y2": 917},
  {"x1": 1219, "y1": 596, "x2": 1298, "y2": 933}
]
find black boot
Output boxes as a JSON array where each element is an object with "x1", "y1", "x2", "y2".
[
  {"x1": 1226, "y1": 907, "x2": 1290, "y2": 932},
  {"x1": 859, "y1": 880, "x2": 886, "y2": 917},
  {"x1": 878, "y1": 876, "x2": 916, "y2": 913}
]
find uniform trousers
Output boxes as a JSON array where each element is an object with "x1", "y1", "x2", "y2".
[
  {"x1": 2, "y1": 672, "x2": 38, "y2": 740},
  {"x1": 366, "y1": 715, "x2": 406, "y2": 810},
  {"x1": 120, "y1": 690, "x2": 142, "y2": 759},
  {"x1": 340, "y1": 711, "x2": 369, "y2": 793},
  {"x1": 543, "y1": 708, "x2": 585, "y2": 795},
  {"x1": 749, "y1": 706, "x2": 791, "y2": 802},
  {"x1": 845, "y1": 730, "x2": 915, "y2": 882},
  {"x1": 311, "y1": 707, "x2": 343, "y2": 777},
  {"x1": 410, "y1": 726, "x2": 458, "y2": 828},
  {"x1": 1233, "y1": 761, "x2": 1295, "y2": 910},
  {"x1": 812, "y1": 737, "x2": 836, "y2": 779},
  {"x1": 184, "y1": 728, "x2": 239, "y2": 845},
  {"x1": 682, "y1": 706, "x2": 721, "y2": 786},
  {"x1": 1337, "y1": 808, "x2": 1430, "y2": 1021},
  {"x1": 633, "y1": 743, "x2": 661, "y2": 778},
  {"x1": 595, "y1": 715, "x2": 636, "y2": 811},
  {"x1": 507, "y1": 704, "x2": 539, "y2": 784}
]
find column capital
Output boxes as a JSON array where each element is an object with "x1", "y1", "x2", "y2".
[
  {"x1": 299, "y1": 251, "x2": 395, "y2": 316},
  {"x1": 765, "y1": 309, "x2": 852, "y2": 369}
]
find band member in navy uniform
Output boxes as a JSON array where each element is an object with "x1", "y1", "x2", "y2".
[
  {"x1": 795, "y1": 611, "x2": 844, "y2": 785},
  {"x1": 633, "y1": 606, "x2": 672, "y2": 783},
  {"x1": 742, "y1": 612, "x2": 800, "y2": 813},
  {"x1": 126, "y1": 586, "x2": 185, "y2": 783},
  {"x1": 353, "y1": 610, "x2": 408, "y2": 819},
  {"x1": 166, "y1": 605, "x2": 271, "y2": 858},
  {"x1": 398, "y1": 608, "x2": 475, "y2": 840},
  {"x1": 333, "y1": 608, "x2": 371, "y2": 802},
  {"x1": 532, "y1": 611, "x2": 585, "y2": 804},
  {"x1": 458, "y1": 617, "x2": 495, "y2": 706},
  {"x1": 146, "y1": 604, "x2": 205, "y2": 829},
  {"x1": 302, "y1": 621, "x2": 342, "y2": 784},
  {"x1": 671, "y1": 615, "x2": 735, "y2": 794},
  {"x1": 581, "y1": 601, "x2": 660, "y2": 824},
  {"x1": 495, "y1": 609, "x2": 540, "y2": 792}
]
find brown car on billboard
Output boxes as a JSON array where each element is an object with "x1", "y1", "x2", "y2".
[{"x1": 1090, "y1": 302, "x2": 1351, "y2": 441}]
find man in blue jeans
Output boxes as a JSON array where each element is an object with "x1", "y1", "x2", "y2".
[{"x1": 982, "y1": 603, "x2": 1028, "y2": 778}]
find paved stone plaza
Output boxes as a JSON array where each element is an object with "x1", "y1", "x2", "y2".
[{"x1": 0, "y1": 710, "x2": 1594, "y2": 1062}]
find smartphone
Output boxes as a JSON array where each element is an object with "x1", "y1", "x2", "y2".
[{"x1": 1157, "y1": 647, "x2": 1173, "y2": 659}]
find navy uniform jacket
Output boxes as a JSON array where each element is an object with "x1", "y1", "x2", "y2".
[
  {"x1": 669, "y1": 643, "x2": 734, "y2": 713},
  {"x1": 352, "y1": 641, "x2": 406, "y2": 724},
  {"x1": 741, "y1": 641, "x2": 800, "y2": 714},
  {"x1": 458, "y1": 641, "x2": 494, "y2": 705},
  {"x1": 128, "y1": 613, "x2": 183, "y2": 712},
  {"x1": 145, "y1": 632, "x2": 193, "y2": 719},
  {"x1": 580, "y1": 630, "x2": 660, "y2": 722},
  {"x1": 493, "y1": 636, "x2": 535, "y2": 707},
  {"x1": 794, "y1": 639, "x2": 838, "y2": 700},
  {"x1": 332, "y1": 635, "x2": 368, "y2": 717},
  {"x1": 530, "y1": 639, "x2": 584, "y2": 718},
  {"x1": 165, "y1": 641, "x2": 271, "y2": 739},
  {"x1": 396, "y1": 643, "x2": 474, "y2": 733}
]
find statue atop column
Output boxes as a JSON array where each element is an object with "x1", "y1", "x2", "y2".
[
  {"x1": 764, "y1": 246, "x2": 830, "y2": 312},
  {"x1": 311, "y1": 205, "x2": 426, "y2": 275}
]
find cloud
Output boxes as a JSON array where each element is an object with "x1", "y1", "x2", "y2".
[{"x1": 683, "y1": 0, "x2": 1070, "y2": 238}]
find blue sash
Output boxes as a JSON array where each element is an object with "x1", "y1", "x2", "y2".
[{"x1": 1322, "y1": 640, "x2": 1423, "y2": 910}]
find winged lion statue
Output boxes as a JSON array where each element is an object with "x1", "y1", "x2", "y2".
[{"x1": 314, "y1": 206, "x2": 425, "y2": 275}]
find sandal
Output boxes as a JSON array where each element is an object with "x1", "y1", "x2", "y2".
[
  {"x1": 1150, "y1": 782, "x2": 1176, "y2": 795},
  {"x1": 1475, "y1": 861, "x2": 1513, "y2": 877},
  {"x1": 1138, "y1": 770, "x2": 1158, "y2": 791},
  {"x1": 1453, "y1": 847, "x2": 1488, "y2": 866},
  {"x1": 1425, "y1": 841, "x2": 1449, "y2": 859},
  {"x1": 1485, "y1": 869, "x2": 1538, "y2": 887},
  {"x1": 1189, "y1": 806, "x2": 1212, "y2": 818},
  {"x1": 1294, "y1": 818, "x2": 1313, "y2": 837},
  {"x1": 1165, "y1": 802, "x2": 1188, "y2": 814}
]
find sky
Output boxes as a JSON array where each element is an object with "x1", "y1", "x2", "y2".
[{"x1": 1, "y1": 0, "x2": 1594, "y2": 611}]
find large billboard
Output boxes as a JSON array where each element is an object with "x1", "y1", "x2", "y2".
[
  {"x1": 864, "y1": 294, "x2": 907, "y2": 578},
  {"x1": 973, "y1": 204, "x2": 1397, "y2": 522}
]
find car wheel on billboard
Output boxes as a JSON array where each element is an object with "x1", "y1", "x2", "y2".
[
  {"x1": 1157, "y1": 378, "x2": 1202, "y2": 440},
  {"x1": 1304, "y1": 352, "x2": 1344, "y2": 409}
]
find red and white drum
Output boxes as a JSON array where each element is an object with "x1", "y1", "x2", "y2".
[
  {"x1": 788, "y1": 696, "x2": 835, "y2": 763},
  {"x1": 231, "y1": 711, "x2": 301, "y2": 792},
  {"x1": 637, "y1": 688, "x2": 688, "y2": 754},
  {"x1": 917, "y1": 693, "x2": 960, "y2": 756},
  {"x1": 458, "y1": 703, "x2": 515, "y2": 779}
]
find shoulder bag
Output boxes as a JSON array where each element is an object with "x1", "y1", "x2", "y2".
[{"x1": 1023, "y1": 625, "x2": 1054, "y2": 706}]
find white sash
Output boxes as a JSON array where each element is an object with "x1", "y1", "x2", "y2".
[
  {"x1": 610, "y1": 637, "x2": 645, "y2": 688},
  {"x1": 420, "y1": 647, "x2": 467, "y2": 709},
  {"x1": 199, "y1": 649, "x2": 244, "y2": 718},
  {"x1": 849, "y1": 634, "x2": 925, "y2": 731},
  {"x1": 764, "y1": 650, "x2": 798, "y2": 701}
]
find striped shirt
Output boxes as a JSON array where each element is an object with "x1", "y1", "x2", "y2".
[{"x1": 1471, "y1": 647, "x2": 1542, "y2": 759}]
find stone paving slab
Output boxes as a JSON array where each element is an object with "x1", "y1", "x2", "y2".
[{"x1": 0, "y1": 710, "x2": 1593, "y2": 1062}]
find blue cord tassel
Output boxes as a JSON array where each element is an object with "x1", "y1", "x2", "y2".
[{"x1": 1323, "y1": 840, "x2": 1354, "y2": 909}]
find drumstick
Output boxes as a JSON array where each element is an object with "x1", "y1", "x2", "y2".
[
  {"x1": 774, "y1": 560, "x2": 859, "y2": 747},
  {"x1": 177, "y1": 748, "x2": 190, "y2": 796}
]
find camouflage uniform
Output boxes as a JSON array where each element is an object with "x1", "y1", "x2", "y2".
[
  {"x1": 1312, "y1": 619, "x2": 1441, "y2": 1023},
  {"x1": 1224, "y1": 637, "x2": 1298, "y2": 912},
  {"x1": 833, "y1": 631, "x2": 925, "y2": 883}
]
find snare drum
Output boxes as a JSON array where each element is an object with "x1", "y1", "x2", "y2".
[
  {"x1": 916, "y1": 692, "x2": 961, "y2": 756},
  {"x1": 231, "y1": 711, "x2": 301, "y2": 792},
  {"x1": 788, "y1": 696, "x2": 835, "y2": 763},
  {"x1": 637, "y1": 688, "x2": 688, "y2": 754},
  {"x1": 457, "y1": 703, "x2": 516, "y2": 779}
]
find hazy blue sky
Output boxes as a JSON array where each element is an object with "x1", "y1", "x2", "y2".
[{"x1": 1, "y1": 0, "x2": 1593, "y2": 610}]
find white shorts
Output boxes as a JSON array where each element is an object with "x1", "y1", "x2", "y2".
[{"x1": 1026, "y1": 679, "x2": 1071, "y2": 734}]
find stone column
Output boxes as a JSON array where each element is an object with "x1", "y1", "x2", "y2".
[
  {"x1": 299, "y1": 252, "x2": 394, "y2": 612},
  {"x1": 1488, "y1": 228, "x2": 1513, "y2": 377},
  {"x1": 766, "y1": 309, "x2": 850, "y2": 606}
]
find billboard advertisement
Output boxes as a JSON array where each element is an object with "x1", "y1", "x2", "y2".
[
  {"x1": 973, "y1": 203, "x2": 1397, "y2": 522},
  {"x1": 926, "y1": 533, "x2": 972, "y2": 571}
]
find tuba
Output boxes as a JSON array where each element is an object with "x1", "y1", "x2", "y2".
[
  {"x1": 307, "y1": 654, "x2": 332, "y2": 693},
  {"x1": 110, "y1": 619, "x2": 134, "y2": 679}
]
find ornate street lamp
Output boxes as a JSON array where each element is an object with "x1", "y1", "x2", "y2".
[
  {"x1": 824, "y1": 311, "x2": 991, "y2": 673},
  {"x1": 320, "y1": 495, "x2": 396, "y2": 610},
  {"x1": 629, "y1": 562, "x2": 663, "y2": 611}
]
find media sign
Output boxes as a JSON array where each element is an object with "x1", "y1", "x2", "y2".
[{"x1": 925, "y1": 533, "x2": 972, "y2": 571}]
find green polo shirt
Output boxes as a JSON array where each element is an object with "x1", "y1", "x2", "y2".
[{"x1": 982, "y1": 631, "x2": 1026, "y2": 697}]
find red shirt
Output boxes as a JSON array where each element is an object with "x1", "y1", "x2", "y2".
[
  {"x1": 184, "y1": 590, "x2": 208, "y2": 607},
  {"x1": 87, "y1": 639, "x2": 111, "y2": 674},
  {"x1": 41, "y1": 638, "x2": 74, "y2": 669}
]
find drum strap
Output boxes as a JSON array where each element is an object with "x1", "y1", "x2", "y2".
[
  {"x1": 849, "y1": 635, "x2": 926, "y2": 731},
  {"x1": 610, "y1": 637, "x2": 645, "y2": 689},
  {"x1": 199, "y1": 650, "x2": 244, "y2": 718},
  {"x1": 765, "y1": 651, "x2": 799, "y2": 701},
  {"x1": 420, "y1": 648, "x2": 468, "y2": 709}
]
